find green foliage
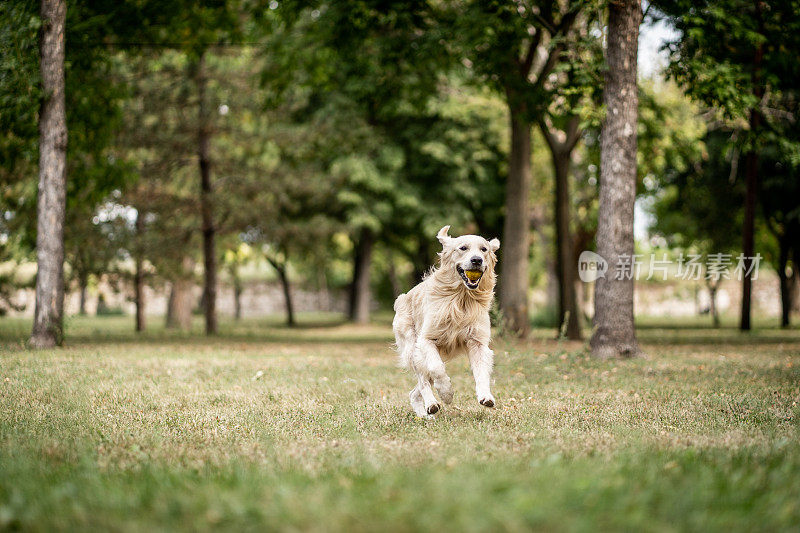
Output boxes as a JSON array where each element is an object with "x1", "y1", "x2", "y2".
[
  {"x1": 0, "y1": 0, "x2": 40, "y2": 184},
  {"x1": 658, "y1": 0, "x2": 800, "y2": 120},
  {"x1": 443, "y1": 0, "x2": 603, "y2": 119},
  {"x1": 651, "y1": 129, "x2": 743, "y2": 253},
  {"x1": 638, "y1": 81, "x2": 708, "y2": 193}
]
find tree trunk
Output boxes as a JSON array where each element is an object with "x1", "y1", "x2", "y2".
[
  {"x1": 792, "y1": 248, "x2": 800, "y2": 315},
  {"x1": 232, "y1": 267, "x2": 243, "y2": 321},
  {"x1": 30, "y1": 0, "x2": 68, "y2": 349},
  {"x1": 348, "y1": 241, "x2": 361, "y2": 320},
  {"x1": 134, "y1": 260, "x2": 145, "y2": 333},
  {"x1": 350, "y1": 230, "x2": 374, "y2": 324},
  {"x1": 78, "y1": 273, "x2": 88, "y2": 316},
  {"x1": 134, "y1": 212, "x2": 145, "y2": 332},
  {"x1": 553, "y1": 152, "x2": 582, "y2": 340},
  {"x1": 197, "y1": 52, "x2": 217, "y2": 336},
  {"x1": 778, "y1": 236, "x2": 791, "y2": 328},
  {"x1": 165, "y1": 283, "x2": 175, "y2": 326},
  {"x1": 740, "y1": 2, "x2": 764, "y2": 332},
  {"x1": 268, "y1": 258, "x2": 295, "y2": 327},
  {"x1": 590, "y1": 0, "x2": 641, "y2": 359},
  {"x1": 165, "y1": 257, "x2": 194, "y2": 331},
  {"x1": 707, "y1": 279, "x2": 720, "y2": 328},
  {"x1": 499, "y1": 105, "x2": 531, "y2": 337}
]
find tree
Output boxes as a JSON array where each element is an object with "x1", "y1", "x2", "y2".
[
  {"x1": 760, "y1": 134, "x2": 800, "y2": 328},
  {"x1": 536, "y1": 16, "x2": 604, "y2": 340},
  {"x1": 114, "y1": 50, "x2": 204, "y2": 332},
  {"x1": 223, "y1": 242, "x2": 253, "y2": 321},
  {"x1": 444, "y1": 0, "x2": 596, "y2": 336},
  {"x1": 651, "y1": 130, "x2": 744, "y2": 327},
  {"x1": 122, "y1": 0, "x2": 243, "y2": 335},
  {"x1": 657, "y1": 0, "x2": 800, "y2": 330},
  {"x1": 293, "y1": 1, "x2": 449, "y2": 324},
  {"x1": 30, "y1": 0, "x2": 68, "y2": 348},
  {"x1": 590, "y1": 0, "x2": 641, "y2": 359}
]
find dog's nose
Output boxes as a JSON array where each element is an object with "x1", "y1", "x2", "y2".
[{"x1": 470, "y1": 256, "x2": 483, "y2": 267}]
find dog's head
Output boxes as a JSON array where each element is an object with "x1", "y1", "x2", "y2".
[{"x1": 436, "y1": 225, "x2": 500, "y2": 290}]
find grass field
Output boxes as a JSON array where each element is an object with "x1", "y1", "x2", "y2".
[{"x1": 1, "y1": 314, "x2": 799, "y2": 531}]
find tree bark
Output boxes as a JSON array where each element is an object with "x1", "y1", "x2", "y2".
[
  {"x1": 134, "y1": 212, "x2": 145, "y2": 332},
  {"x1": 778, "y1": 236, "x2": 791, "y2": 328},
  {"x1": 165, "y1": 257, "x2": 194, "y2": 331},
  {"x1": 165, "y1": 283, "x2": 175, "y2": 326},
  {"x1": 552, "y1": 148, "x2": 582, "y2": 340},
  {"x1": 197, "y1": 52, "x2": 217, "y2": 335},
  {"x1": 707, "y1": 279, "x2": 720, "y2": 328},
  {"x1": 499, "y1": 105, "x2": 531, "y2": 337},
  {"x1": 30, "y1": 0, "x2": 68, "y2": 349},
  {"x1": 78, "y1": 273, "x2": 88, "y2": 316},
  {"x1": 590, "y1": 0, "x2": 641, "y2": 359},
  {"x1": 268, "y1": 258, "x2": 295, "y2": 327},
  {"x1": 134, "y1": 264, "x2": 145, "y2": 332},
  {"x1": 232, "y1": 266, "x2": 243, "y2": 320},
  {"x1": 349, "y1": 230, "x2": 374, "y2": 324},
  {"x1": 792, "y1": 248, "x2": 800, "y2": 315},
  {"x1": 740, "y1": 1, "x2": 765, "y2": 332}
]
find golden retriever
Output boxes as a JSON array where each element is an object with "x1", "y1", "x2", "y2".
[{"x1": 392, "y1": 225, "x2": 500, "y2": 417}]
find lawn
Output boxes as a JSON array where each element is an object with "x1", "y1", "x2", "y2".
[{"x1": 1, "y1": 314, "x2": 799, "y2": 531}]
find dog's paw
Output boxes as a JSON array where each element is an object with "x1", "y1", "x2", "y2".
[
  {"x1": 437, "y1": 386, "x2": 454, "y2": 404},
  {"x1": 427, "y1": 403, "x2": 440, "y2": 415},
  {"x1": 433, "y1": 377, "x2": 453, "y2": 404},
  {"x1": 478, "y1": 395, "x2": 495, "y2": 408}
]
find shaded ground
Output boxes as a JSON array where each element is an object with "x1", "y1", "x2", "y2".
[{"x1": 1, "y1": 314, "x2": 799, "y2": 531}]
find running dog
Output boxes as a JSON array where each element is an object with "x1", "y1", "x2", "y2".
[{"x1": 392, "y1": 225, "x2": 500, "y2": 417}]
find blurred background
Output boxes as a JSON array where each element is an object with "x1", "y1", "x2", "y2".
[{"x1": 1, "y1": 0, "x2": 798, "y2": 338}]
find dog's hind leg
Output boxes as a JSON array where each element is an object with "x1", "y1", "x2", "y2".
[
  {"x1": 417, "y1": 376, "x2": 440, "y2": 415},
  {"x1": 410, "y1": 352, "x2": 440, "y2": 416},
  {"x1": 417, "y1": 338, "x2": 453, "y2": 404},
  {"x1": 409, "y1": 385, "x2": 427, "y2": 417},
  {"x1": 403, "y1": 343, "x2": 431, "y2": 417}
]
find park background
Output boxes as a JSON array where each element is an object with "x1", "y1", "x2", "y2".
[{"x1": 2, "y1": 0, "x2": 800, "y2": 530}]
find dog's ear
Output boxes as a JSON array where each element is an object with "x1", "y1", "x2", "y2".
[
  {"x1": 488, "y1": 238, "x2": 500, "y2": 252},
  {"x1": 437, "y1": 225, "x2": 452, "y2": 247}
]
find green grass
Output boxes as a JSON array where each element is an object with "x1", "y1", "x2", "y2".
[{"x1": 1, "y1": 314, "x2": 799, "y2": 531}]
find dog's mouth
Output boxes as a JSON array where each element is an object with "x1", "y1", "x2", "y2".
[{"x1": 456, "y1": 265, "x2": 483, "y2": 289}]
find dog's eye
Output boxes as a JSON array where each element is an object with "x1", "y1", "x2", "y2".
[
  {"x1": 480, "y1": 247, "x2": 487, "y2": 252},
  {"x1": 459, "y1": 245, "x2": 468, "y2": 251}
]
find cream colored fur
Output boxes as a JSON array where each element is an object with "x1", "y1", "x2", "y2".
[{"x1": 392, "y1": 225, "x2": 500, "y2": 417}]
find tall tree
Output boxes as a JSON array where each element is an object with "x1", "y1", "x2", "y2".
[
  {"x1": 30, "y1": 0, "x2": 67, "y2": 348},
  {"x1": 759, "y1": 131, "x2": 800, "y2": 328},
  {"x1": 196, "y1": 51, "x2": 217, "y2": 334},
  {"x1": 657, "y1": 0, "x2": 800, "y2": 330},
  {"x1": 537, "y1": 21, "x2": 604, "y2": 340},
  {"x1": 445, "y1": 0, "x2": 591, "y2": 336},
  {"x1": 139, "y1": 0, "x2": 242, "y2": 335},
  {"x1": 650, "y1": 130, "x2": 744, "y2": 328},
  {"x1": 591, "y1": 0, "x2": 641, "y2": 358}
]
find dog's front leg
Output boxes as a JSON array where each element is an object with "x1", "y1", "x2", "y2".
[
  {"x1": 417, "y1": 337, "x2": 453, "y2": 404},
  {"x1": 468, "y1": 342, "x2": 495, "y2": 408}
]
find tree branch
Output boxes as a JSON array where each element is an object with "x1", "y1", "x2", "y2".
[
  {"x1": 537, "y1": 114, "x2": 561, "y2": 154},
  {"x1": 531, "y1": 6, "x2": 580, "y2": 84},
  {"x1": 564, "y1": 114, "x2": 581, "y2": 153},
  {"x1": 521, "y1": 29, "x2": 542, "y2": 76}
]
